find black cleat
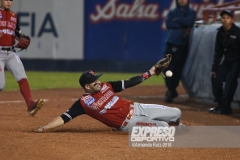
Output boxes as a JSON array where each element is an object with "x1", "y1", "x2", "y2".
[
  {"x1": 164, "y1": 90, "x2": 178, "y2": 103},
  {"x1": 209, "y1": 106, "x2": 222, "y2": 113},
  {"x1": 212, "y1": 107, "x2": 232, "y2": 115}
]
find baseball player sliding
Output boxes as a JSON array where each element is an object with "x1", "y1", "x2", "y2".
[
  {"x1": 35, "y1": 56, "x2": 182, "y2": 132},
  {"x1": 0, "y1": 0, "x2": 43, "y2": 116}
]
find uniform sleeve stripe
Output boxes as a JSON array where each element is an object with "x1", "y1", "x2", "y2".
[
  {"x1": 63, "y1": 113, "x2": 72, "y2": 120},
  {"x1": 121, "y1": 80, "x2": 125, "y2": 90}
]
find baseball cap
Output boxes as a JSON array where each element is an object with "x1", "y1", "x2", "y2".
[
  {"x1": 220, "y1": 10, "x2": 233, "y2": 18},
  {"x1": 79, "y1": 70, "x2": 103, "y2": 88}
]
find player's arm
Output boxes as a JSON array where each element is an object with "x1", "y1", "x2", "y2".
[
  {"x1": 109, "y1": 66, "x2": 156, "y2": 93},
  {"x1": 174, "y1": 10, "x2": 196, "y2": 27},
  {"x1": 15, "y1": 17, "x2": 21, "y2": 39},
  {"x1": 211, "y1": 32, "x2": 224, "y2": 72},
  {"x1": 165, "y1": 11, "x2": 183, "y2": 29},
  {"x1": 34, "y1": 100, "x2": 86, "y2": 132},
  {"x1": 15, "y1": 17, "x2": 20, "y2": 32},
  {"x1": 36, "y1": 116, "x2": 64, "y2": 132},
  {"x1": 15, "y1": 16, "x2": 29, "y2": 40}
]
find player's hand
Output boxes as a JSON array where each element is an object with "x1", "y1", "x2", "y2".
[
  {"x1": 210, "y1": 72, "x2": 216, "y2": 79},
  {"x1": 149, "y1": 66, "x2": 156, "y2": 75},
  {"x1": 34, "y1": 126, "x2": 46, "y2": 133},
  {"x1": 154, "y1": 54, "x2": 172, "y2": 76}
]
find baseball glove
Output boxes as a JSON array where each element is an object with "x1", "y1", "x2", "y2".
[
  {"x1": 15, "y1": 31, "x2": 31, "y2": 51},
  {"x1": 154, "y1": 54, "x2": 172, "y2": 76}
]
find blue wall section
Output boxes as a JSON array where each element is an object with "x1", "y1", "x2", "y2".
[
  {"x1": 21, "y1": 59, "x2": 155, "y2": 72},
  {"x1": 84, "y1": 0, "x2": 233, "y2": 62},
  {"x1": 84, "y1": 0, "x2": 167, "y2": 61}
]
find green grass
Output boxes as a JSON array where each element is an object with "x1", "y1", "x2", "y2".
[{"x1": 4, "y1": 71, "x2": 165, "y2": 91}]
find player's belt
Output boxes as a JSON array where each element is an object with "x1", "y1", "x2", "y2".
[
  {"x1": 0, "y1": 46, "x2": 14, "y2": 51},
  {"x1": 122, "y1": 105, "x2": 134, "y2": 127}
]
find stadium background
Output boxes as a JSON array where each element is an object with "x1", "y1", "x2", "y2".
[{"x1": 11, "y1": 0, "x2": 240, "y2": 102}]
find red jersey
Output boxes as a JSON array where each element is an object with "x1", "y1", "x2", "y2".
[
  {"x1": 0, "y1": 8, "x2": 18, "y2": 46},
  {"x1": 80, "y1": 82, "x2": 133, "y2": 129}
]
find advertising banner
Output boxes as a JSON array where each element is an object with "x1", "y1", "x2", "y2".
[{"x1": 84, "y1": 0, "x2": 233, "y2": 61}]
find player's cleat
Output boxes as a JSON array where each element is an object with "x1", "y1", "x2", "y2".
[
  {"x1": 210, "y1": 100, "x2": 232, "y2": 114},
  {"x1": 212, "y1": 107, "x2": 232, "y2": 115},
  {"x1": 28, "y1": 99, "x2": 44, "y2": 116},
  {"x1": 164, "y1": 90, "x2": 178, "y2": 103},
  {"x1": 179, "y1": 123, "x2": 185, "y2": 126},
  {"x1": 209, "y1": 106, "x2": 222, "y2": 113}
]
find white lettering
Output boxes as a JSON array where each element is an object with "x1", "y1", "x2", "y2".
[
  {"x1": 0, "y1": 21, "x2": 16, "y2": 29},
  {"x1": 0, "y1": 29, "x2": 15, "y2": 35},
  {"x1": 131, "y1": 136, "x2": 175, "y2": 142},
  {"x1": 131, "y1": 126, "x2": 176, "y2": 142},
  {"x1": 90, "y1": 0, "x2": 159, "y2": 23},
  {"x1": 131, "y1": 127, "x2": 138, "y2": 137}
]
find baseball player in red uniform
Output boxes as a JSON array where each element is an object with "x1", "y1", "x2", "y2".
[
  {"x1": 35, "y1": 66, "x2": 182, "y2": 132},
  {"x1": 0, "y1": 0, "x2": 43, "y2": 116}
]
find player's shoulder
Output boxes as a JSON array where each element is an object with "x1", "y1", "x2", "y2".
[
  {"x1": 189, "y1": 7, "x2": 196, "y2": 12},
  {"x1": 101, "y1": 82, "x2": 112, "y2": 88},
  {"x1": 101, "y1": 82, "x2": 114, "y2": 90},
  {"x1": 167, "y1": 9, "x2": 175, "y2": 14},
  {"x1": 189, "y1": 8, "x2": 196, "y2": 14},
  {"x1": 233, "y1": 24, "x2": 240, "y2": 36},
  {"x1": 216, "y1": 25, "x2": 223, "y2": 32},
  {"x1": 233, "y1": 23, "x2": 240, "y2": 30},
  {"x1": 102, "y1": 82, "x2": 110, "y2": 85},
  {"x1": 9, "y1": 10, "x2": 17, "y2": 17},
  {"x1": 0, "y1": 9, "x2": 17, "y2": 17}
]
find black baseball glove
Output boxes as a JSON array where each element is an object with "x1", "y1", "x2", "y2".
[{"x1": 154, "y1": 54, "x2": 172, "y2": 76}]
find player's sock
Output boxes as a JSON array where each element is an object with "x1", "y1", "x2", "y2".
[{"x1": 18, "y1": 78, "x2": 33, "y2": 109}]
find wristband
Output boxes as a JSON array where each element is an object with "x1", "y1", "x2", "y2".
[{"x1": 141, "y1": 71, "x2": 151, "y2": 81}]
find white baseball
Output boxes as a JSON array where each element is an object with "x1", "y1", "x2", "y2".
[{"x1": 165, "y1": 70, "x2": 173, "y2": 77}]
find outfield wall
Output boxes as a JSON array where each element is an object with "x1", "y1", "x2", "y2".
[
  {"x1": 11, "y1": 0, "x2": 234, "y2": 61},
  {"x1": 11, "y1": 0, "x2": 84, "y2": 59},
  {"x1": 9, "y1": 0, "x2": 240, "y2": 103}
]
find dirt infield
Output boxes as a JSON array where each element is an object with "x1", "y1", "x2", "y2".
[{"x1": 1, "y1": 85, "x2": 240, "y2": 160}]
